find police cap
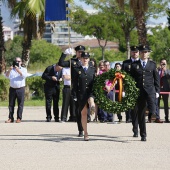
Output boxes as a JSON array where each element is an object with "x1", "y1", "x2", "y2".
[
  {"x1": 130, "y1": 46, "x2": 139, "y2": 52},
  {"x1": 139, "y1": 45, "x2": 151, "y2": 52},
  {"x1": 81, "y1": 52, "x2": 90, "y2": 58},
  {"x1": 75, "y1": 45, "x2": 85, "y2": 52}
]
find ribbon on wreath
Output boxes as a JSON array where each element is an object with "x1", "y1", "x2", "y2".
[{"x1": 110, "y1": 72, "x2": 125, "y2": 102}]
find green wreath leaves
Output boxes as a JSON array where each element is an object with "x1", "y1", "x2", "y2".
[{"x1": 93, "y1": 69, "x2": 139, "y2": 114}]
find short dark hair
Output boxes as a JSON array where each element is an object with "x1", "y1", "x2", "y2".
[{"x1": 160, "y1": 58, "x2": 167, "y2": 63}]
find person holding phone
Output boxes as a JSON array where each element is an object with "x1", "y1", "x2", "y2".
[{"x1": 5, "y1": 57, "x2": 27, "y2": 123}]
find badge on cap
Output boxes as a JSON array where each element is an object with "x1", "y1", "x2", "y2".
[
  {"x1": 74, "y1": 62, "x2": 76, "y2": 65},
  {"x1": 79, "y1": 71, "x2": 81, "y2": 74}
]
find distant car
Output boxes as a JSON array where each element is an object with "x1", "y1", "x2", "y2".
[{"x1": 110, "y1": 61, "x2": 123, "y2": 69}]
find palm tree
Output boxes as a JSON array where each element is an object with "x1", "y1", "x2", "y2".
[
  {"x1": 116, "y1": 0, "x2": 149, "y2": 45},
  {"x1": 2, "y1": 0, "x2": 45, "y2": 67},
  {"x1": 0, "y1": 15, "x2": 6, "y2": 74}
]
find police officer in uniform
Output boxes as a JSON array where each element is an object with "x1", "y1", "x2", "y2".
[
  {"x1": 130, "y1": 45, "x2": 160, "y2": 141},
  {"x1": 58, "y1": 45, "x2": 85, "y2": 137},
  {"x1": 72, "y1": 52, "x2": 95, "y2": 141},
  {"x1": 122, "y1": 46, "x2": 140, "y2": 123}
]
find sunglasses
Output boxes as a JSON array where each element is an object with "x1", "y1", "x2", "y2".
[{"x1": 16, "y1": 61, "x2": 21, "y2": 62}]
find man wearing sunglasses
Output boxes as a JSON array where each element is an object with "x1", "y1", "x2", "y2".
[
  {"x1": 5, "y1": 57, "x2": 27, "y2": 123},
  {"x1": 130, "y1": 45, "x2": 160, "y2": 141}
]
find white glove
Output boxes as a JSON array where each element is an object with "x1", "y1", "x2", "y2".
[
  {"x1": 73, "y1": 98, "x2": 77, "y2": 101},
  {"x1": 64, "y1": 48, "x2": 73, "y2": 55},
  {"x1": 122, "y1": 92, "x2": 125, "y2": 97},
  {"x1": 156, "y1": 93, "x2": 159, "y2": 98}
]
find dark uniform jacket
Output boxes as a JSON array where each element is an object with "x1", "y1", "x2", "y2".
[
  {"x1": 42, "y1": 65, "x2": 62, "y2": 89},
  {"x1": 122, "y1": 58, "x2": 133, "y2": 74},
  {"x1": 72, "y1": 65, "x2": 96, "y2": 111},
  {"x1": 130, "y1": 60, "x2": 160, "y2": 95},
  {"x1": 58, "y1": 53, "x2": 93, "y2": 99},
  {"x1": 158, "y1": 68, "x2": 170, "y2": 92}
]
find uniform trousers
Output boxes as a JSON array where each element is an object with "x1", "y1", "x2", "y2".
[
  {"x1": 158, "y1": 90, "x2": 169, "y2": 120},
  {"x1": 132, "y1": 89, "x2": 156, "y2": 137},
  {"x1": 44, "y1": 86, "x2": 60, "y2": 120},
  {"x1": 75, "y1": 101, "x2": 83, "y2": 132},
  {"x1": 9, "y1": 87, "x2": 25, "y2": 120},
  {"x1": 61, "y1": 85, "x2": 76, "y2": 121}
]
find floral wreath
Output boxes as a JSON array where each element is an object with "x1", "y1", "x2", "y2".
[{"x1": 93, "y1": 69, "x2": 139, "y2": 114}]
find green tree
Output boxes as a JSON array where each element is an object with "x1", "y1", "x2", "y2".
[
  {"x1": 167, "y1": 8, "x2": 170, "y2": 31},
  {"x1": 83, "y1": 0, "x2": 169, "y2": 45},
  {"x1": 70, "y1": 6, "x2": 121, "y2": 60},
  {"x1": 148, "y1": 27, "x2": 170, "y2": 64},
  {"x1": 5, "y1": 36, "x2": 23, "y2": 66},
  {"x1": 29, "y1": 39, "x2": 62, "y2": 72}
]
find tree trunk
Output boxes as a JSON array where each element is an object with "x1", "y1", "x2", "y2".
[
  {"x1": 125, "y1": 32, "x2": 131, "y2": 59},
  {"x1": 0, "y1": 16, "x2": 6, "y2": 74},
  {"x1": 135, "y1": 10, "x2": 147, "y2": 45},
  {"x1": 21, "y1": 16, "x2": 33, "y2": 67}
]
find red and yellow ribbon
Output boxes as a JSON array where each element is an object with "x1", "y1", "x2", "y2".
[{"x1": 110, "y1": 72, "x2": 125, "y2": 102}]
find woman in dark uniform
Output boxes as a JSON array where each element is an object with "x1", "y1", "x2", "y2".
[{"x1": 72, "y1": 52, "x2": 96, "y2": 141}]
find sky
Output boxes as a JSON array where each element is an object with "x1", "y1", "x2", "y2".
[{"x1": 1, "y1": 0, "x2": 168, "y2": 29}]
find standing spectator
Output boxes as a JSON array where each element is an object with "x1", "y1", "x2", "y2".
[
  {"x1": 58, "y1": 45, "x2": 85, "y2": 137},
  {"x1": 42, "y1": 63, "x2": 62, "y2": 122},
  {"x1": 72, "y1": 52, "x2": 96, "y2": 141},
  {"x1": 130, "y1": 45, "x2": 160, "y2": 141},
  {"x1": 99, "y1": 61, "x2": 113, "y2": 122},
  {"x1": 98, "y1": 60, "x2": 106, "y2": 75},
  {"x1": 158, "y1": 58, "x2": 170, "y2": 123},
  {"x1": 114, "y1": 63, "x2": 123, "y2": 122},
  {"x1": 122, "y1": 46, "x2": 140, "y2": 123},
  {"x1": 5, "y1": 57, "x2": 27, "y2": 123},
  {"x1": 60, "y1": 67, "x2": 76, "y2": 122}
]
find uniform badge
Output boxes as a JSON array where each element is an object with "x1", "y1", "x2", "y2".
[
  {"x1": 137, "y1": 65, "x2": 139, "y2": 69},
  {"x1": 79, "y1": 71, "x2": 81, "y2": 74},
  {"x1": 74, "y1": 62, "x2": 76, "y2": 65}
]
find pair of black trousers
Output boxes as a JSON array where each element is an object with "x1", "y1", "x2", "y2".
[
  {"x1": 8, "y1": 87, "x2": 25, "y2": 120},
  {"x1": 158, "y1": 93, "x2": 169, "y2": 120},
  {"x1": 132, "y1": 90, "x2": 156, "y2": 137},
  {"x1": 61, "y1": 86, "x2": 76, "y2": 121},
  {"x1": 44, "y1": 86, "x2": 60, "y2": 120}
]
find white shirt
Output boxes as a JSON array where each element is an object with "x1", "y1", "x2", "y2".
[
  {"x1": 62, "y1": 67, "x2": 71, "y2": 86},
  {"x1": 6, "y1": 67, "x2": 27, "y2": 88}
]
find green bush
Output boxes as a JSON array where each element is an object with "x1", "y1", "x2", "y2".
[{"x1": 0, "y1": 75, "x2": 10, "y2": 101}]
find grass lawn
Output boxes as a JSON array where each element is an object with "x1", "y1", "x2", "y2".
[{"x1": 0, "y1": 99, "x2": 169, "y2": 107}]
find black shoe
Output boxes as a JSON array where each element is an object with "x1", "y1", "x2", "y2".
[
  {"x1": 133, "y1": 133, "x2": 138, "y2": 137},
  {"x1": 141, "y1": 137, "x2": 146, "y2": 141},
  {"x1": 55, "y1": 119, "x2": 60, "y2": 122},
  {"x1": 68, "y1": 119, "x2": 76, "y2": 122},
  {"x1": 87, "y1": 118, "x2": 91, "y2": 123},
  {"x1": 165, "y1": 119, "x2": 170, "y2": 123},
  {"x1": 46, "y1": 119, "x2": 51, "y2": 122},
  {"x1": 78, "y1": 131, "x2": 83, "y2": 137},
  {"x1": 100, "y1": 120, "x2": 107, "y2": 123},
  {"x1": 119, "y1": 119, "x2": 122, "y2": 122},
  {"x1": 126, "y1": 119, "x2": 132, "y2": 123}
]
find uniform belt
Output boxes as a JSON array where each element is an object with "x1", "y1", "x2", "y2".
[
  {"x1": 10, "y1": 86, "x2": 24, "y2": 89},
  {"x1": 64, "y1": 85, "x2": 71, "y2": 88}
]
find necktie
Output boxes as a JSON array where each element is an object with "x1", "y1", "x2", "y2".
[
  {"x1": 84, "y1": 67, "x2": 87, "y2": 72},
  {"x1": 142, "y1": 61, "x2": 146, "y2": 68}
]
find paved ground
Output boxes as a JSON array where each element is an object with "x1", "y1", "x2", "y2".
[{"x1": 0, "y1": 107, "x2": 170, "y2": 170}]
